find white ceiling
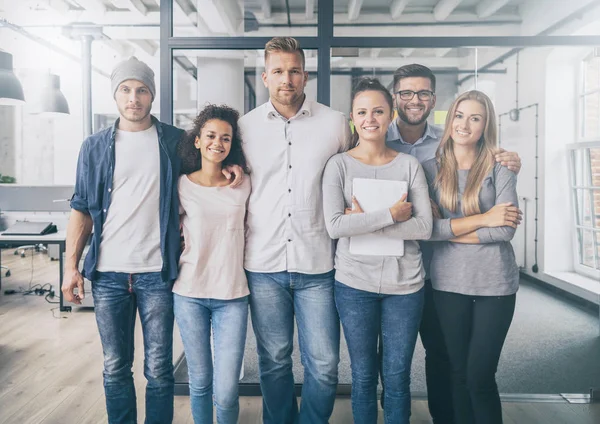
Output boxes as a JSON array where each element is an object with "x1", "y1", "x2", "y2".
[{"x1": 0, "y1": 0, "x2": 597, "y2": 76}]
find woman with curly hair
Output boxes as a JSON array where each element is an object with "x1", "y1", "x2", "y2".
[{"x1": 173, "y1": 104, "x2": 250, "y2": 424}]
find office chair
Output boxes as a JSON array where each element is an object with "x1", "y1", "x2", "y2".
[{"x1": 14, "y1": 244, "x2": 47, "y2": 258}]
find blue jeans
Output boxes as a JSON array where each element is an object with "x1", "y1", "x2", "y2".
[
  {"x1": 246, "y1": 270, "x2": 340, "y2": 424},
  {"x1": 91, "y1": 272, "x2": 174, "y2": 424},
  {"x1": 335, "y1": 281, "x2": 424, "y2": 424},
  {"x1": 174, "y1": 294, "x2": 248, "y2": 424}
]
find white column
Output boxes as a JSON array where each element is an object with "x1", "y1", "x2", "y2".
[
  {"x1": 330, "y1": 75, "x2": 352, "y2": 117},
  {"x1": 254, "y1": 67, "x2": 269, "y2": 107},
  {"x1": 196, "y1": 57, "x2": 244, "y2": 113},
  {"x1": 0, "y1": 106, "x2": 17, "y2": 180},
  {"x1": 305, "y1": 77, "x2": 318, "y2": 103}
]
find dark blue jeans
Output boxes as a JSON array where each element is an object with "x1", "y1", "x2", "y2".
[
  {"x1": 335, "y1": 281, "x2": 424, "y2": 424},
  {"x1": 92, "y1": 272, "x2": 174, "y2": 424},
  {"x1": 246, "y1": 270, "x2": 340, "y2": 424},
  {"x1": 174, "y1": 294, "x2": 248, "y2": 424}
]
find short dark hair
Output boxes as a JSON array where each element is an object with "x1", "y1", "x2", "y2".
[
  {"x1": 392, "y1": 64, "x2": 436, "y2": 92},
  {"x1": 350, "y1": 77, "x2": 394, "y2": 146},
  {"x1": 178, "y1": 104, "x2": 249, "y2": 175}
]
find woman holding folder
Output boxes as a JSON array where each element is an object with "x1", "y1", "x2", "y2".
[{"x1": 322, "y1": 77, "x2": 433, "y2": 424}]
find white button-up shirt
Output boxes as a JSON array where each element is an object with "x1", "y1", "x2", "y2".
[{"x1": 240, "y1": 99, "x2": 352, "y2": 274}]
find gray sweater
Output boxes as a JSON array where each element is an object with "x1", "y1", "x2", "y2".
[
  {"x1": 422, "y1": 159, "x2": 519, "y2": 296},
  {"x1": 322, "y1": 152, "x2": 433, "y2": 295}
]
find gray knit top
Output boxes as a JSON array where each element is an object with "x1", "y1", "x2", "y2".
[
  {"x1": 322, "y1": 152, "x2": 433, "y2": 295},
  {"x1": 422, "y1": 159, "x2": 519, "y2": 296}
]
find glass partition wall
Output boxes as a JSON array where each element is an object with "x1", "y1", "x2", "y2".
[{"x1": 160, "y1": 0, "x2": 600, "y2": 397}]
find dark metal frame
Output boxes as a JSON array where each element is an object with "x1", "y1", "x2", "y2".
[
  {"x1": 161, "y1": 0, "x2": 600, "y2": 124},
  {"x1": 161, "y1": 0, "x2": 600, "y2": 396}
]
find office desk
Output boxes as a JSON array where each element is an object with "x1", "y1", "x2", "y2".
[{"x1": 0, "y1": 231, "x2": 68, "y2": 311}]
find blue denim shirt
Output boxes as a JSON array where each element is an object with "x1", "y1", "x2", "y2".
[{"x1": 70, "y1": 116, "x2": 184, "y2": 282}]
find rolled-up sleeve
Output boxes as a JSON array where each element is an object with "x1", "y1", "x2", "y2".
[{"x1": 70, "y1": 139, "x2": 90, "y2": 213}]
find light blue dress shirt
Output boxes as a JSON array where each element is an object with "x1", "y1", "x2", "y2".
[
  {"x1": 386, "y1": 120, "x2": 444, "y2": 280},
  {"x1": 386, "y1": 120, "x2": 443, "y2": 163}
]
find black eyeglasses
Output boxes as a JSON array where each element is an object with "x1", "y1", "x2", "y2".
[{"x1": 395, "y1": 90, "x2": 435, "y2": 101}]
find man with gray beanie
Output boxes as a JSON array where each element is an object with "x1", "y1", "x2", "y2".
[{"x1": 62, "y1": 56, "x2": 242, "y2": 423}]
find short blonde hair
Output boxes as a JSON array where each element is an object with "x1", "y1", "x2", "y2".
[{"x1": 264, "y1": 37, "x2": 305, "y2": 69}]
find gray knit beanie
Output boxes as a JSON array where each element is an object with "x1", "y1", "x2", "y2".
[{"x1": 111, "y1": 56, "x2": 155, "y2": 100}]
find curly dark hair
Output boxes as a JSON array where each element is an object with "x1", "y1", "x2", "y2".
[{"x1": 178, "y1": 104, "x2": 249, "y2": 175}]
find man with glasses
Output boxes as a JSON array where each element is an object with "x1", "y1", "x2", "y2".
[{"x1": 383, "y1": 64, "x2": 521, "y2": 424}]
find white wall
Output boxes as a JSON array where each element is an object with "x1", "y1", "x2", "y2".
[
  {"x1": 1, "y1": 27, "x2": 162, "y2": 186},
  {"x1": 544, "y1": 47, "x2": 584, "y2": 274},
  {"x1": 460, "y1": 49, "x2": 548, "y2": 275},
  {"x1": 330, "y1": 75, "x2": 352, "y2": 118}
]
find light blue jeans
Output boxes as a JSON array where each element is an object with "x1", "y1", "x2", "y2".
[
  {"x1": 246, "y1": 270, "x2": 340, "y2": 424},
  {"x1": 174, "y1": 294, "x2": 248, "y2": 424}
]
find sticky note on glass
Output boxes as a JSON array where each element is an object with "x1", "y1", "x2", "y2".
[{"x1": 434, "y1": 111, "x2": 448, "y2": 125}]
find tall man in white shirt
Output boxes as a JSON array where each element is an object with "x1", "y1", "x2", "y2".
[{"x1": 239, "y1": 37, "x2": 351, "y2": 424}]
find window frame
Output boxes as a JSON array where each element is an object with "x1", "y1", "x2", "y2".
[
  {"x1": 573, "y1": 52, "x2": 600, "y2": 279},
  {"x1": 567, "y1": 140, "x2": 600, "y2": 279}
]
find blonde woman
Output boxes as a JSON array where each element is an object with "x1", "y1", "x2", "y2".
[{"x1": 422, "y1": 90, "x2": 519, "y2": 424}]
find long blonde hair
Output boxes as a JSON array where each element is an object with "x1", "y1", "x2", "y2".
[{"x1": 435, "y1": 90, "x2": 497, "y2": 216}]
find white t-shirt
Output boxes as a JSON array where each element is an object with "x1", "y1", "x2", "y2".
[
  {"x1": 96, "y1": 125, "x2": 162, "y2": 273},
  {"x1": 173, "y1": 175, "x2": 251, "y2": 300}
]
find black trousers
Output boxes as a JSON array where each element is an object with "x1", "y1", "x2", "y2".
[
  {"x1": 433, "y1": 290, "x2": 516, "y2": 424},
  {"x1": 380, "y1": 280, "x2": 455, "y2": 424}
]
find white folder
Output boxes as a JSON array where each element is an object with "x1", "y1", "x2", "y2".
[{"x1": 349, "y1": 178, "x2": 408, "y2": 257}]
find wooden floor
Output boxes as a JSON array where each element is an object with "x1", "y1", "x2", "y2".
[{"x1": 0, "y1": 249, "x2": 599, "y2": 423}]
